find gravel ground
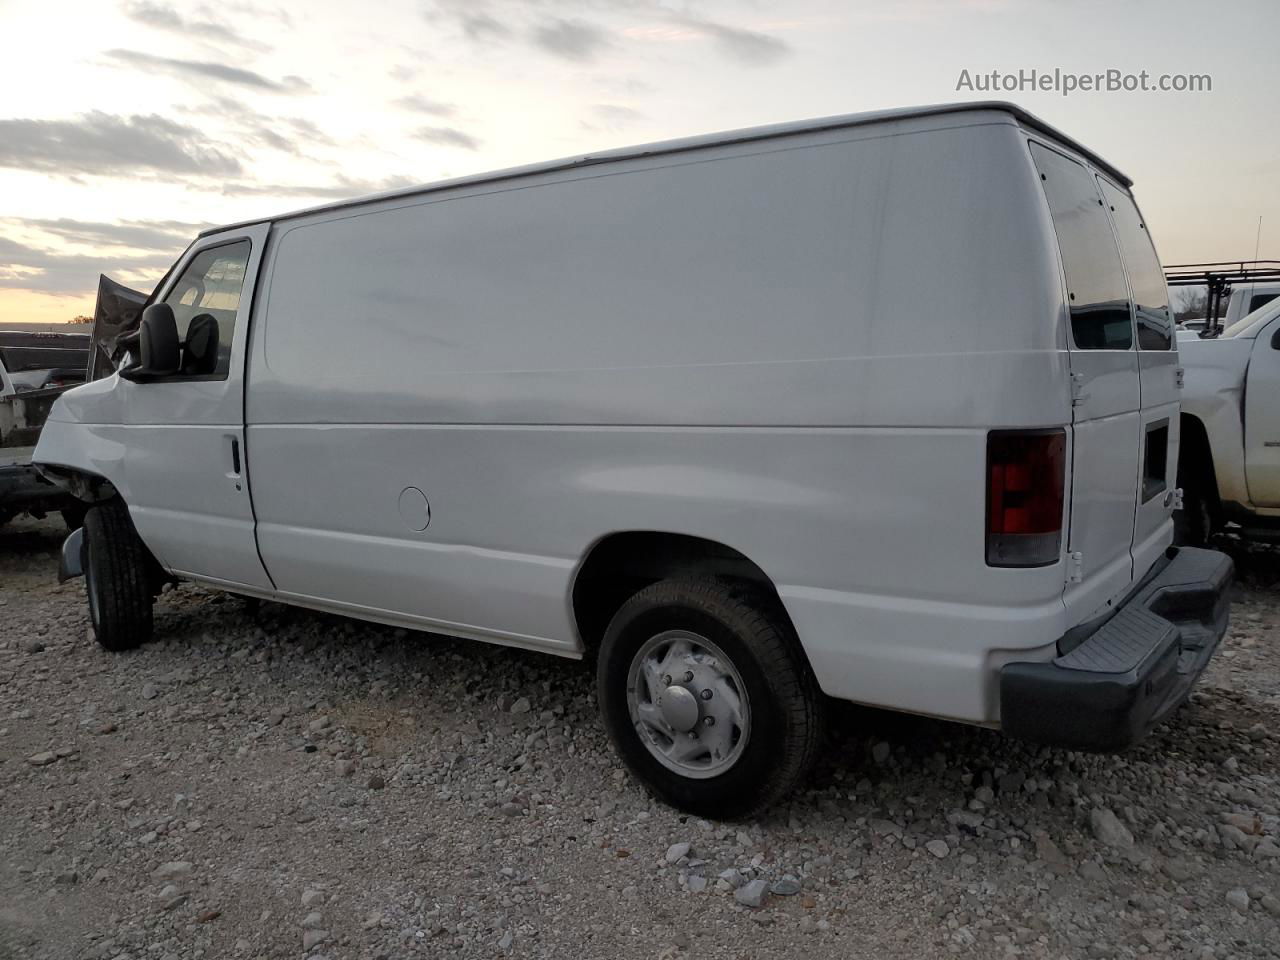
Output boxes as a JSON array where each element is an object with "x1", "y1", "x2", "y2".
[{"x1": 2, "y1": 514, "x2": 1279, "y2": 960}]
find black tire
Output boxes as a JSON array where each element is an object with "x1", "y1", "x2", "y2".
[
  {"x1": 83, "y1": 501, "x2": 154, "y2": 651},
  {"x1": 1174, "y1": 484, "x2": 1213, "y2": 547},
  {"x1": 61, "y1": 501, "x2": 88, "y2": 531},
  {"x1": 596, "y1": 578, "x2": 823, "y2": 818}
]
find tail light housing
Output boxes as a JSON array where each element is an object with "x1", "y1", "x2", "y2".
[{"x1": 986, "y1": 429, "x2": 1066, "y2": 567}]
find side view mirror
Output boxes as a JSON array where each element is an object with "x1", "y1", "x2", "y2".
[
  {"x1": 181, "y1": 314, "x2": 220, "y2": 375},
  {"x1": 119, "y1": 304, "x2": 180, "y2": 381}
]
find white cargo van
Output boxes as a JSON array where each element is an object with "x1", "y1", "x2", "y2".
[{"x1": 36, "y1": 102, "x2": 1233, "y2": 816}]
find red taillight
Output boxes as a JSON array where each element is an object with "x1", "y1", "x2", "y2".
[{"x1": 986, "y1": 430, "x2": 1065, "y2": 567}]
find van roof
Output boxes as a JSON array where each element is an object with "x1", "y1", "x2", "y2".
[{"x1": 201, "y1": 100, "x2": 1130, "y2": 238}]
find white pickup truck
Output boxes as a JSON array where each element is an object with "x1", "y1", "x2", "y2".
[{"x1": 1177, "y1": 297, "x2": 1280, "y2": 543}]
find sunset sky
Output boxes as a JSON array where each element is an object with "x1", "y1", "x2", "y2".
[{"x1": 1, "y1": 0, "x2": 1276, "y2": 324}]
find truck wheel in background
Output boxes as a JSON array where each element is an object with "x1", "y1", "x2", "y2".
[
  {"x1": 596, "y1": 578, "x2": 823, "y2": 818},
  {"x1": 1175, "y1": 416, "x2": 1218, "y2": 548},
  {"x1": 83, "y1": 500, "x2": 154, "y2": 651},
  {"x1": 1174, "y1": 485, "x2": 1214, "y2": 547}
]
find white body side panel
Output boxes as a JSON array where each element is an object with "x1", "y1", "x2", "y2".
[
  {"x1": 34, "y1": 105, "x2": 1166, "y2": 728},
  {"x1": 1244, "y1": 314, "x2": 1280, "y2": 506},
  {"x1": 244, "y1": 114, "x2": 1072, "y2": 724},
  {"x1": 1179, "y1": 337, "x2": 1256, "y2": 508}
]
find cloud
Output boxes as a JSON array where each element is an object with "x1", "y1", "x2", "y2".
[
  {"x1": 0, "y1": 112, "x2": 242, "y2": 177},
  {"x1": 532, "y1": 18, "x2": 610, "y2": 62},
  {"x1": 122, "y1": 0, "x2": 269, "y2": 52},
  {"x1": 106, "y1": 49, "x2": 310, "y2": 93},
  {"x1": 674, "y1": 16, "x2": 789, "y2": 66},
  {"x1": 415, "y1": 126, "x2": 481, "y2": 150},
  {"x1": 0, "y1": 236, "x2": 172, "y2": 297},
  {"x1": 12, "y1": 218, "x2": 206, "y2": 252},
  {"x1": 582, "y1": 103, "x2": 644, "y2": 133},
  {"x1": 461, "y1": 12, "x2": 510, "y2": 41},
  {"x1": 395, "y1": 94, "x2": 457, "y2": 117},
  {"x1": 192, "y1": 97, "x2": 335, "y2": 154},
  {"x1": 435, "y1": 3, "x2": 786, "y2": 68},
  {"x1": 284, "y1": 117, "x2": 334, "y2": 146},
  {"x1": 220, "y1": 173, "x2": 419, "y2": 200}
]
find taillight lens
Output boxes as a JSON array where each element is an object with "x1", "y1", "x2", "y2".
[{"x1": 986, "y1": 429, "x2": 1065, "y2": 567}]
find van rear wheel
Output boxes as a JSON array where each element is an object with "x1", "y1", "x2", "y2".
[
  {"x1": 596, "y1": 579, "x2": 823, "y2": 818},
  {"x1": 83, "y1": 501, "x2": 154, "y2": 652}
]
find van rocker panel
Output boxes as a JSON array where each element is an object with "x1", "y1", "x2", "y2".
[{"x1": 1000, "y1": 547, "x2": 1233, "y2": 751}]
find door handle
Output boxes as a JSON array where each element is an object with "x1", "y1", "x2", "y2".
[{"x1": 229, "y1": 436, "x2": 241, "y2": 475}]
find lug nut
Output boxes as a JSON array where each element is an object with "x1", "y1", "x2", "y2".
[
  {"x1": 700, "y1": 689, "x2": 712, "y2": 700},
  {"x1": 683, "y1": 671, "x2": 694, "y2": 683},
  {"x1": 662, "y1": 675, "x2": 672, "y2": 686},
  {"x1": 703, "y1": 716, "x2": 715, "y2": 726}
]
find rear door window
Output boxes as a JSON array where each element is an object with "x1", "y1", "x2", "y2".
[
  {"x1": 1098, "y1": 179, "x2": 1173, "y2": 350},
  {"x1": 1029, "y1": 142, "x2": 1133, "y2": 350}
]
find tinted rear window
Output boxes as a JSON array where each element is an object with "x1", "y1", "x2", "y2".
[
  {"x1": 1030, "y1": 142, "x2": 1133, "y2": 350},
  {"x1": 1249, "y1": 292, "x2": 1279, "y2": 314},
  {"x1": 1098, "y1": 179, "x2": 1173, "y2": 350},
  {"x1": 0, "y1": 346, "x2": 88, "y2": 373}
]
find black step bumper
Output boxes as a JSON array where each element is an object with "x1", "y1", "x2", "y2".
[{"x1": 1000, "y1": 547, "x2": 1233, "y2": 752}]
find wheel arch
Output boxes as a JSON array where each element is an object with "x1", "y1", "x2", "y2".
[
  {"x1": 569, "y1": 530, "x2": 798, "y2": 656},
  {"x1": 1178, "y1": 412, "x2": 1221, "y2": 514},
  {"x1": 36, "y1": 463, "x2": 119, "y2": 504}
]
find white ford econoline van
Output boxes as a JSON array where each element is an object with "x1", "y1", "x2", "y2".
[{"x1": 36, "y1": 102, "x2": 1233, "y2": 816}]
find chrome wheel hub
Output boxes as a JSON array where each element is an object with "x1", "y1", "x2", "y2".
[
  {"x1": 626, "y1": 630, "x2": 750, "y2": 779},
  {"x1": 657, "y1": 684, "x2": 700, "y2": 732}
]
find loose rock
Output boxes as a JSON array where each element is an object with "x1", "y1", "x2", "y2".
[
  {"x1": 1090, "y1": 808, "x2": 1135, "y2": 849},
  {"x1": 665, "y1": 842, "x2": 691, "y2": 863},
  {"x1": 734, "y1": 878, "x2": 770, "y2": 909}
]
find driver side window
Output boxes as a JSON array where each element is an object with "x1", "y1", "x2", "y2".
[{"x1": 162, "y1": 240, "x2": 251, "y2": 378}]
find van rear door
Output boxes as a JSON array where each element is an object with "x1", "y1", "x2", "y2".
[
  {"x1": 1029, "y1": 142, "x2": 1141, "y2": 617},
  {"x1": 1097, "y1": 179, "x2": 1179, "y2": 573}
]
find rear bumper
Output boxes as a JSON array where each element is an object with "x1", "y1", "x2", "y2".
[{"x1": 1000, "y1": 546, "x2": 1233, "y2": 751}]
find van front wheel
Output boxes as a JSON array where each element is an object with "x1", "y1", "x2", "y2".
[
  {"x1": 596, "y1": 579, "x2": 823, "y2": 818},
  {"x1": 83, "y1": 501, "x2": 154, "y2": 652}
]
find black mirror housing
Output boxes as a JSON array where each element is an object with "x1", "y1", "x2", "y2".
[{"x1": 120, "y1": 303, "x2": 180, "y2": 380}]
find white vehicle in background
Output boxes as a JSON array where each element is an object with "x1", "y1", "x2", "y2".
[
  {"x1": 0, "y1": 331, "x2": 90, "y2": 394},
  {"x1": 1219, "y1": 282, "x2": 1280, "y2": 329},
  {"x1": 1176, "y1": 296, "x2": 1280, "y2": 544},
  {"x1": 0, "y1": 332, "x2": 92, "y2": 528},
  {"x1": 1167, "y1": 262, "x2": 1280, "y2": 342},
  {"x1": 34, "y1": 102, "x2": 1232, "y2": 816}
]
